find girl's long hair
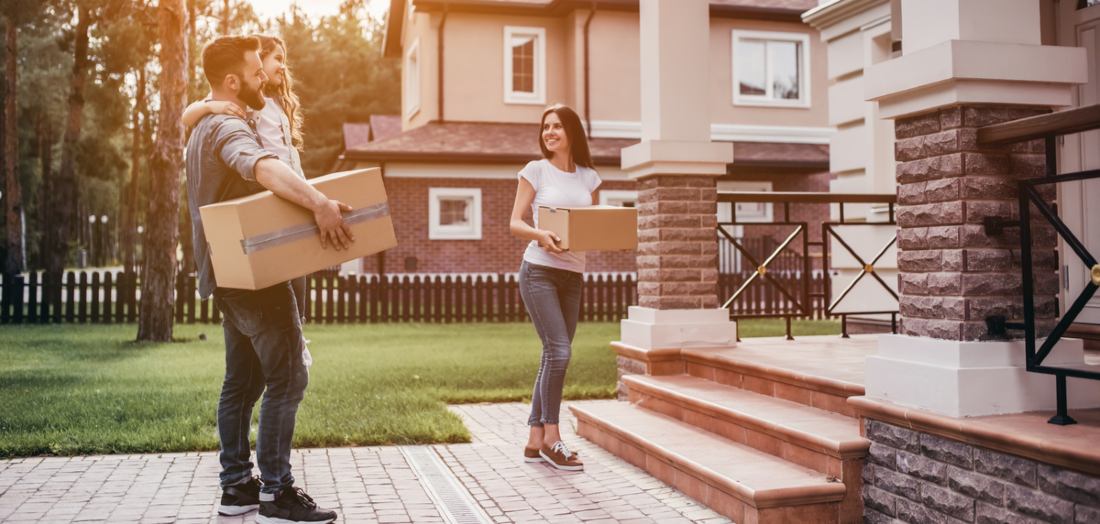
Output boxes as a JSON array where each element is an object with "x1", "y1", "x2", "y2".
[
  {"x1": 539, "y1": 104, "x2": 593, "y2": 169},
  {"x1": 254, "y1": 34, "x2": 304, "y2": 150}
]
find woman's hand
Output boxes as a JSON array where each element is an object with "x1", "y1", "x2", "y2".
[
  {"x1": 207, "y1": 100, "x2": 247, "y2": 119},
  {"x1": 537, "y1": 230, "x2": 564, "y2": 253}
]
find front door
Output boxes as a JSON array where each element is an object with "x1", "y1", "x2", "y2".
[{"x1": 1056, "y1": 0, "x2": 1100, "y2": 324}]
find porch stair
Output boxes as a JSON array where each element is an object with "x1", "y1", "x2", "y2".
[{"x1": 570, "y1": 340, "x2": 870, "y2": 523}]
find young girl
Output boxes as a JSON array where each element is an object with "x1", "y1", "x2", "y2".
[
  {"x1": 509, "y1": 104, "x2": 600, "y2": 472},
  {"x1": 183, "y1": 34, "x2": 308, "y2": 322}
]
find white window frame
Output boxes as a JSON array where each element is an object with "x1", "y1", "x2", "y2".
[
  {"x1": 717, "y1": 181, "x2": 773, "y2": 223},
  {"x1": 731, "y1": 30, "x2": 811, "y2": 108},
  {"x1": 503, "y1": 26, "x2": 546, "y2": 105},
  {"x1": 598, "y1": 190, "x2": 638, "y2": 207},
  {"x1": 405, "y1": 40, "x2": 421, "y2": 117},
  {"x1": 428, "y1": 188, "x2": 482, "y2": 240}
]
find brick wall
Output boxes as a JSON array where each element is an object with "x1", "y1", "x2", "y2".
[
  {"x1": 863, "y1": 419, "x2": 1100, "y2": 523},
  {"x1": 892, "y1": 105, "x2": 1060, "y2": 341},
  {"x1": 637, "y1": 175, "x2": 719, "y2": 309},
  {"x1": 360, "y1": 177, "x2": 639, "y2": 274}
]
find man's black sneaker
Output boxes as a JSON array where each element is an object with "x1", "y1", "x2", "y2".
[
  {"x1": 257, "y1": 486, "x2": 337, "y2": 524},
  {"x1": 218, "y1": 476, "x2": 261, "y2": 515}
]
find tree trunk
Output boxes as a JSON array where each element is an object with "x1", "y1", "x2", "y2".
[
  {"x1": 221, "y1": 0, "x2": 228, "y2": 34},
  {"x1": 121, "y1": 67, "x2": 145, "y2": 275},
  {"x1": 36, "y1": 113, "x2": 52, "y2": 270},
  {"x1": 3, "y1": 19, "x2": 23, "y2": 275},
  {"x1": 137, "y1": 0, "x2": 187, "y2": 342},
  {"x1": 49, "y1": 4, "x2": 90, "y2": 276},
  {"x1": 178, "y1": 0, "x2": 196, "y2": 277}
]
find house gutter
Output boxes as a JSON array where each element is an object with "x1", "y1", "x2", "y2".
[
  {"x1": 438, "y1": 3, "x2": 449, "y2": 122},
  {"x1": 583, "y1": 4, "x2": 595, "y2": 138}
]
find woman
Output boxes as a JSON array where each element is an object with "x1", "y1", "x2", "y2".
[
  {"x1": 183, "y1": 34, "x2": 309, "y2": 326},
  {"x1": 509, "y1": 104, "x2": 600, "y2": 472}
]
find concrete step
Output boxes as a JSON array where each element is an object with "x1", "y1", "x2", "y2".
[
  {"x1": 625, "y1": 374, "x2": 868, "y2": 521},
  {"x1": 680, "y1": 345, "x2": 866, "y2": 417},
  {"x1": 571, "y1": 400, "x2": 849, "y2": 524}
]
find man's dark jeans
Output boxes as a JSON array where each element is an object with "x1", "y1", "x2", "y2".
[{"x1": 214, "y1": 282, "x2": 308, "y2": 495}]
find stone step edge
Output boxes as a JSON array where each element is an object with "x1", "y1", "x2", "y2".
[
  {"x1": 624, "y1": 374, "x2": 870, "y2": 460},
  {"x1": 570, "y1": 402, "x2": 848, "y2": 510},
  {"x1": 680, "y1": 346, "x2": 866, "y2": 398}
]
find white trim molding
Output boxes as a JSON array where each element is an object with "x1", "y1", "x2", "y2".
[
  {"x1": 731, "y1": 29, "x2": 812, "y2": 108},
  {"x1": 598, "y1": 189, "x2": 638, "y2": 207},
  {"x1": 503, "y1": 26, "x2": 546, "y2": 105},
  {"x1": 404, "y1": 39, "x2": 421, "y2": 118},
  {"x1": 428, "y1": 187, "x2": 482, "y2": 240},
  {"x1": 588, "y1": 120, "x2": 833, "y2": 144}
]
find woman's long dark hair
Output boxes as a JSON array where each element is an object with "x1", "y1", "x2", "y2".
[{"x1": 539, "y1": 104, "x2": 593, "y2": 169}]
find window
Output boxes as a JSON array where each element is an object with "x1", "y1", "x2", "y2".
[
  {"x1": 732, "y1": 30, "x2": 810, "y2": 107},
  {"x1": 599, "y1": 190, "x2": 638, "y2": 208},
  {"x1": 717, "y1": 181, "x2": 773, "y2": 223},
  {"x1": 429, "y1": 188, "x2": 482, "y2": 240},
  {"x1": 504, "y1": 26, "x2": 546, "y2": 104},
  {"x1": 405, "y1": 40, "x2": 420, "y2": 116}
]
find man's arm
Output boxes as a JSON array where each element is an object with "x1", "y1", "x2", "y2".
[
  {"x1": 254, "y1": 158, "x2": 354, "y2": 250},
  {"x1": 215, "y1": 118, "x2": 354, "y2": 250}
]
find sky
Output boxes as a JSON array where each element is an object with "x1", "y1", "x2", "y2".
[{"x1": 247, "y1": 0, "x2": 390, "y2": 22}]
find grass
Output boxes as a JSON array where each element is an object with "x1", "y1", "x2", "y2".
[{"x1": 0, "y1": 318, "x2": 837, "y2": 458}]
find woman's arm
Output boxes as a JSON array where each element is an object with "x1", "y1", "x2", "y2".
[
  {"x1": 182, "y1": 100, "x2": 246, "y2": 127},
  {"x1": 510, "y1": 177, "x2": 564, "y2": 254}
]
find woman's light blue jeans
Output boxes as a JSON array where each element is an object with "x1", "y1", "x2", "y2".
[{"x1": 519, "y1": 261, "x2": 583, "y2": 426}]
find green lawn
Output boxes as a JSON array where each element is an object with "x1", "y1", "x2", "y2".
[{"x1": 0, "y1": 318, "x2": 837, "y2": 458}]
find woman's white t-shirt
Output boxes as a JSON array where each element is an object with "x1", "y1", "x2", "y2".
[{"x1": 519, "y1": 159, "x2": 602, "y2": 274}]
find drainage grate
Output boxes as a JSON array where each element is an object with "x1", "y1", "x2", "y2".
[{"x1": 399, "y1": 446, "x2": 492, "y2": 524}]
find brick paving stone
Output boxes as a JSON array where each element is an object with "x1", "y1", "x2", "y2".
[{"x1": 1, "y1": 401, "x2": 731, "y2": 523}]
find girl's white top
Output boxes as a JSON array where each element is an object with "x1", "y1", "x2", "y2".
[
  {"x1": 250, "y1": 95, "x2": 303, "y2": 178},
  {"x1": 518, "y1": 159, "x2": 602, "y2": 274}
]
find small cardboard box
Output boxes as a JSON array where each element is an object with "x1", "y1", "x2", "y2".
[
  {"x1": 537, "y1": 205, "x2": 638, "y2": 251},
  {"x1": 200, "y1": 167, "x2": 396, "y2": 290}
]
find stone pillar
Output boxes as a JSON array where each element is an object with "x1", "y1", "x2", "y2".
[
  {"x1": 862, "y1": 0, "x2": 1099, "y2": 417},
  {"x1": 614, "y1": 0, "x2": 735, "y2": 395},
  {"x1": 893, "y1": 105, "x2": 1058, "y2": 341}
]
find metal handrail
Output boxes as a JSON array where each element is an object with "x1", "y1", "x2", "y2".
[
  {"x1": 716, "y1": 192, "x2": 898, "y2": 338},
  {"x1": 976, "y1": 103, "x2": 1100, "y2": 425}
]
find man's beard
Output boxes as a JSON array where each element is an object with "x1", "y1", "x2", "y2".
[{"x1": 239, "y1": 82, "x2": 266, "y2": 111}]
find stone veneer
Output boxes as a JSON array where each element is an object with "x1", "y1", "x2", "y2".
[
  {"x1": 636, "y1": 175, "x2": 720, "y2": 310},
  {"x1": 862, "y1": 419, "x2": 1100, "y2": 523},
  {"x1": 893, "y1": 105, "x2": 1060, "y2": 341}
]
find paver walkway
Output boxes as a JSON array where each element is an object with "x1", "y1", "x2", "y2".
[{"x1": 0, "y1": 402, "x2": 730, "y2": 524}]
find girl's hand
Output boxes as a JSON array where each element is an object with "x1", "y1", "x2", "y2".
[
  {"x1": 207, "y1": 100, "x2": 247, "y2": 119},
  {"x1": 538, "y1": 230, "x2": 564, "y2": 253}
]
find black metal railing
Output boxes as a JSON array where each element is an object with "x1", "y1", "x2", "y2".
[
  {"x1": 978, "y1": 103, "x2": 1100, "y2": 425},
  {"x1": 717, "y1": 191, "x2": 898, "y2": 339}
]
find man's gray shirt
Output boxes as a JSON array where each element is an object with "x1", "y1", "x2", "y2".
[{"x1": 186, "y1": 113, "x2": 277, "y2": 299}]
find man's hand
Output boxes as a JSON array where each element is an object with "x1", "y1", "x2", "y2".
[{"x1": 313, "y1": 199, "x2": 355, "y2": 250}]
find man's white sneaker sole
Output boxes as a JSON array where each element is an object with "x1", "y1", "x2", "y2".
[
  {"x1": 255, "y1": 515, "x2": 336, "y2": 524},
  {"x1": 217, "y1": 503, "x2": 258, "y2": 516}
]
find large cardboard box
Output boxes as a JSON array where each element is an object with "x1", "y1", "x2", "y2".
[
  {"x1": 200, "y1": 167, "x2": 396, "y2": 290},
  {"x1": 537, "y1": 205, "x2": 638, "y2": 251}
]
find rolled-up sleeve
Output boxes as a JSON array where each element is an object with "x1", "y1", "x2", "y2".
[{"x1": 213, "y1": 118, "x2": 277, "y2": 182}]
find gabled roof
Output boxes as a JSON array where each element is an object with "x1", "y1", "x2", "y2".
[
  {"x1": 337, "y1": 120, "x2": 828, "y2": 171},
  {"x1": 384, "y1": 0, "x2": 818, "y2": 58},
  {"x1": 369, "y1": 115, "x2": 403, "y2": 142}
]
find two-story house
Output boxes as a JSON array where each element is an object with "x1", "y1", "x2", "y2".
[{"x1": 334, "y1": 0, "x2": 832, "y2": 275}]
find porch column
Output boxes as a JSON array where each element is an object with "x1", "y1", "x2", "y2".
[
  {"x1": 615, "y1": 0, "x2": 736, "y2": 397},
  {"x1": 864, "y1": 0, "x2": 1099, "y2": 416}
]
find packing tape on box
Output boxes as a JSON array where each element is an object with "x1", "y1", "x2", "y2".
[{"x1": 239, "y1": 202, "x2": 390, "y2": 254}]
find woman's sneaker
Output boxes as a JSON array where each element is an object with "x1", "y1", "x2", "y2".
[
  {"x1": 257, "y1": 486, "x2": 337, "y2": 524},
  {"x1": 218, "y1": 476, "x2": 261, "y2": 515},
  {"x1": 540, "y1": 441, "x2": 583, "y2": 471},
  {"x1": 524, "y1": 446, "x2": 543, "y2": 463}
]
